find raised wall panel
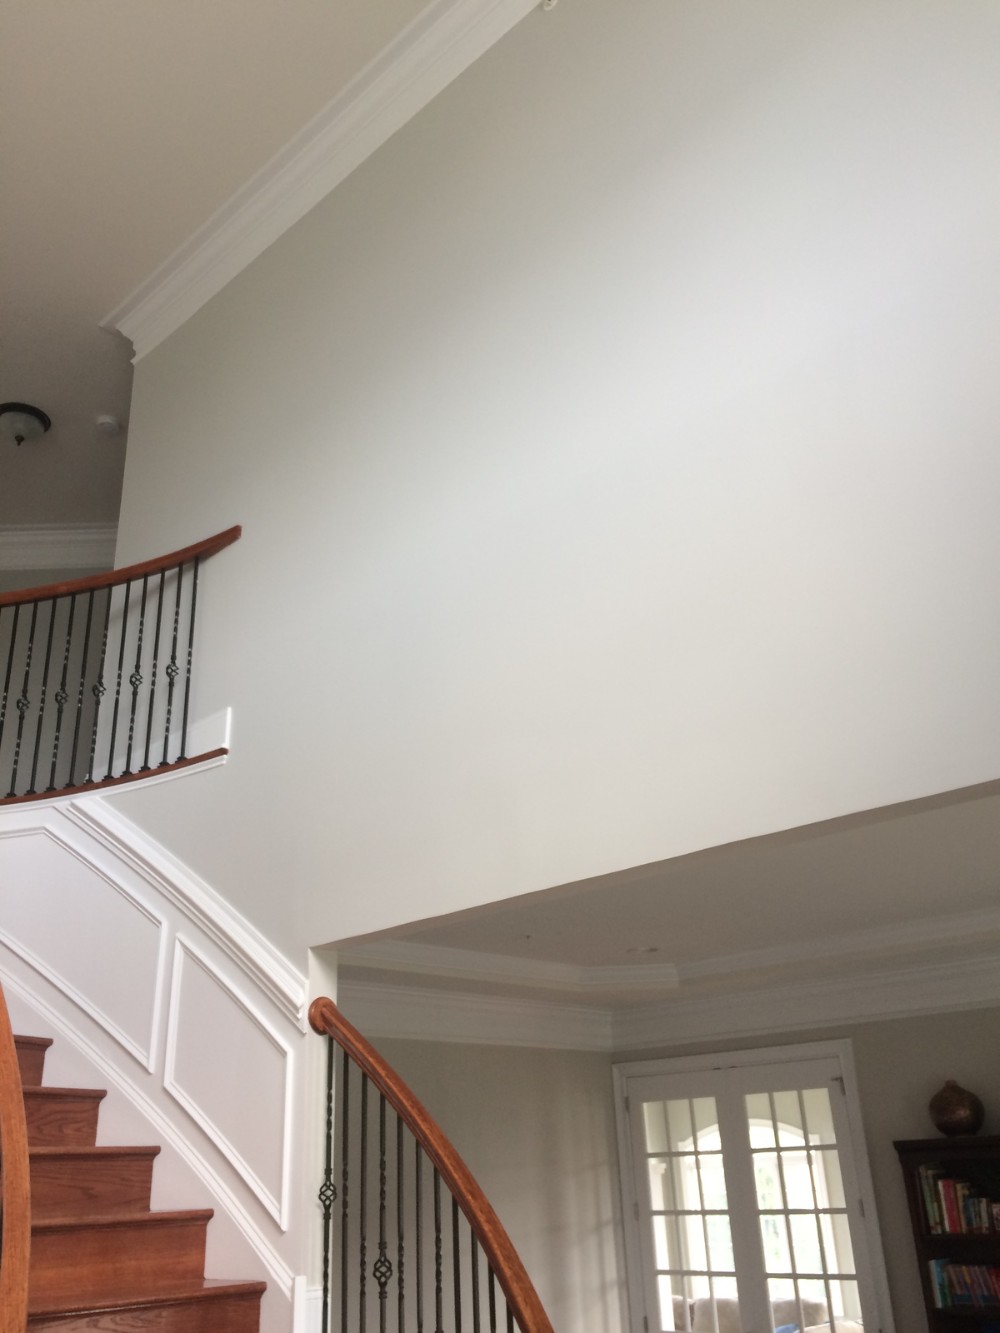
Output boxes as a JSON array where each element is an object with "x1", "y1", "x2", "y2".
[
  {"x1": 166, "y1": 939, "x2": 291, "y2": 1226},
  {"x1": 0, "y1": 829, "x2": 163, "y2": 1067}
]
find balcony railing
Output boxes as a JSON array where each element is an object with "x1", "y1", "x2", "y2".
[{"x1": 0, "y1": 526, "x2": 240, "y2": 804}]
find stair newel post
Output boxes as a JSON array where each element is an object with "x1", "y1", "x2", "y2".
[{"x1": 0, "y1": 982, "x2": 31, "y2": 1333}]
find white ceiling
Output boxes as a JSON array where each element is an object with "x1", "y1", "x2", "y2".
[
  {"x1": 0, "y1": 0, "x2": 427, "y2": 529},
  {"x1": 334, "y1": 780, "x2": 1000, "y2": 1010}
]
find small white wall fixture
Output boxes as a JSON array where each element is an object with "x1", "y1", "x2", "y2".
[{"x1": 0, "y1": 784, "x2": 311, "y2": 1329}]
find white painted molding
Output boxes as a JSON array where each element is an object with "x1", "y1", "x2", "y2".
[
  {"x1": 64, "y1": 795, "x2": 307, "y2": 1029},
  {"x1": 339, "y1": 938, "x2": 680, "y2": 994},
  {"x1": 0, "y1": 961, "x2": 297, "y2": 1299},
  {"x1": 337, "y1": 977, "x2": 614, "y2": 1050},
  {"x1": 104, "y1": 0, "x2": 540, "y2": 360},
  {"x1": 613, "y1": 952, "x2": 1000, "y2": 1051},
  {"x1": 0, "y1": 523, "x2": 117, "y2": 571},
  {"x1": 339, "y1": 951, "x2": 1000, "y2": 1052},
  {"x1": 165, "y1": 938, "x2": 294, "y2": 1228}
]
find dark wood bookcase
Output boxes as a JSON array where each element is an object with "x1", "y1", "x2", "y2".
[{"x1": 896, "y1": 1136, "x2": 1000, "y2": 1331}]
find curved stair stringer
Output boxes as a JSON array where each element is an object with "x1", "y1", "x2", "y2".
[{"x1": 0, "y1": 788, "x2": 316, "y2": 1333}]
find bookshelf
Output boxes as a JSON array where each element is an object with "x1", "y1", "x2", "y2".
[{"x1": 896, "y1": 1136, "x2": 1000, "y2": 1330}]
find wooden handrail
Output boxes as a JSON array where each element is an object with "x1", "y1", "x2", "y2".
[
  {"x1": 0, "y1": 525, "x2": 241, "y2": 608},
  {"x1": 0, "y1": 981, "x2": 30, "y2": 1331},
  {"x1": 309, "y1": 997, "x2": 553, "y2": 1333}
]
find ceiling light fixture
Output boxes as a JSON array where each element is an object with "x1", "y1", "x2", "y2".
[{"x1": 0, "y1": 402, "x2": 52, "y2": 447}]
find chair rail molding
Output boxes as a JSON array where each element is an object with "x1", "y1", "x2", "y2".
[{"x1": 103, "y1": 0, "x2": 542, "y2": 360}]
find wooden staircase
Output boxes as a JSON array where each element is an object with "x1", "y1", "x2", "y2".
[{"x1": 14, "y1": 1031, "x2": 265, "y2": 1331}]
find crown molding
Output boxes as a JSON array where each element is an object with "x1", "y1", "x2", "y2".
[
  {"x1": 338, "y1": 938, "x2": 681, "y2": 994},
  {"x1": 337, "y1": 952, "x2": 1000, "y2": 1054},
  {"x1": 0, "y1": 524, "x2": 117, "y2": 571},
  {"x1": 103, "y1": 0, "x2": 541, "y2": 361},
  {"x1": 336, "y1": 978, "x2": 614, "y2": 1050}
]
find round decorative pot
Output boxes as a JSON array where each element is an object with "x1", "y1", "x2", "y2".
[{"x1": 928, "y1": 1080, "x2": 984, "y2": 1136}]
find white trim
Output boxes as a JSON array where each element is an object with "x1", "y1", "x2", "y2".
[
  {"x1": 0, "y1": 961, "x2": 296, "y2": 1299},
  {"x1": 337, "y1": 949, "x2": 1000, "y2": 1052},
  {"x1": 64, "y1": 795, "x2": 307, "y2": 1029},
  {"x1": 613, "y1": 952, "x2": 1000, "y2": 1050},
  {"x1": 337, "y1": 977, "x2": 614, "y2": 1050},
  {"x1": 164, "y1": 937, "x2": 294, "y2": 1228},
  {"x1": 292, "y1": 1279, "x2": 323, "y2": 1333},
  {"x1": 0, "y1": 524, "x2": 117, "y2": 571},
  {"x1": 104, "y1": 0, "x2": 541, "y2": 360},
  {"x1": 340, "y1": 938, "x2": 680, "y2": 994},
  {"x1": 0, "y1": 823, "x2": 167, "y2": 1071}
]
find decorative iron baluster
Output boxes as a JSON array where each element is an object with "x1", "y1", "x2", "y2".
[
  {"x1": 86, "y1": 586, "x2": 113, "y2": 784},
  {"x1": 104, "y1": 580, "x2": 131, "y2": 779},
  {"x1": 27, "y1": 598, "x2": 58, "y2": 795},
  {"x1": 47, "y1": 594, "x2": 76, "y2": 791},
  {"x1": 66, "y1": 590, "x2": 94, "y2": 789},
  {"x1": 452, "y1": 1197, "x2": 462, "y2": 1333},
  {"x1": 124, "y1": 575, "x2": 149, "y2": 775},
  {"x1": 506, "y1": 1303, "x2": 515, "y2": 1333},
  {"x1": 341, "y1": 1051, "x2": 351, "y2": 1333},
  {"x1": 180, "y1": 556, "x2": 200, "y2": 759},
  {"x1": 161, "y1": 565, "x2": 183, "y2": 766},
  {"x1": 416, "y1": 1141, "x2": 425, "y2": 1333},
  {"x1": 488, "y1": 1270, "x2": 498, "y2": 1333},
  {"x1": 8, "y1": 601, "x2": 38, "y2": 797},
  {"x1": 434, "y1": 1169, "x2": 444, "y2": 1333},
  {"x1": 0, "y1": 605, "x2": 21, "y2": 770},
  {"x1": 397, "y1": 1113, "x2": 405, "y2": 1333},
  {"x1": 319, "y1": 1034, "x2": 337, "y2": 1333},
  {"x1": 472, "y1": 1234, "x2": 481, "y2": 1333},
  {"x1": 141, "y1": 571, "x2": 166, "y2": 772},
  {"x1": 360, "y1": 1072, "x2": 369, "y2": 1333},
  {"x1": 374, "y1": 1095, "x2": 392, "y2": 1330}
]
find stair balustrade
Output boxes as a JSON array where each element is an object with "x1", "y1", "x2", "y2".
[
  {"x1": 0, "y1": 526, "x2": 240, "y2": 804},
  {"x1": 309, "y1": 998, "x2": 554, "y2": 1333},
  {"x1": 0, "y1": 981, "x2": 31, "y2": 1332}
]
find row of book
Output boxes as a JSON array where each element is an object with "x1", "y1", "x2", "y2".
[
  {"x1": 918, "y1": 1164, "x2": 1000, "y2": 1235},
  {"x1": 929, "y1": 1259, "x2": 1000, "y2": 1308}
]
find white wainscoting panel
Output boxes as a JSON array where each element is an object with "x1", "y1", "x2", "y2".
[
  {"x1": 0, "y1": 826, "x2": 164, "y2": 1068},
  {"x1": 166, "y1": 938, "x2": 293, "y2": 1227}
]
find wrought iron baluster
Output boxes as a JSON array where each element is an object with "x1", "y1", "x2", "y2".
[
  {"x1": 471, "y1": 1234, "x2": 481, "y2": 1333},
  {"x1": 0, "y1": 605, "x2": 21, "y2": 772},
  {"x1": 360, "y1": 1072, "x2": 369, "y2": 1333},
  {"x1": 506, "y1": 1301, "x2": 515, "y2": 1333},
  {"x1": 86, "y1": 586, "x2": 112, "y2": 783},
  {"x1": 416, "y1": 1141, "x2": 424, "y2": 1333},
  {"x1": 434, "y1": 1169, "x2": 444, "y2": 1333},
  {"x1": 397, "y1": 1113, "x2": 405, "y2": 1333},
  {"x1": 375, "y1": 1095, "x2": 392, "y2": 1331},
  {"x1": 161, "y1": 564, "x2": 184, "y2": 766},
  {"x1": 8, "y1": 601, "x2": 38, "y2": 797},
  {"x1": 141, "y1": 571, "x2": 166, "y2": 772},
  {"x1": 180, "y1": 556, "x2": 200, "y2": 759},
  {"x1": 47, "y1": 594, "x2": 76, "y2": 791},
  {"x1": 124, "y1": 575, "x2": 149, "y2": 775},
  {"x1": 319, "y1": 1035, "x2": 337, "y2": 1333},
  {"x1": 104, "y1": 580, "x2": 132, "y2": 779},
  {"x1": 27, "y1": 598, "x2": 57, "y2": 794},
  {"x1": 452, "y1": 1197, "x2": 463, "y2": 1333},
  {"x1": 488, "y1": 1270, "x2": 498, "y2": 1333},
  {"x1": 341, "y1": 1051, "x2": 351, "y2": 1333},
  {"x1": 67, "y1": 590, "x2": 94, "y2": 789}
]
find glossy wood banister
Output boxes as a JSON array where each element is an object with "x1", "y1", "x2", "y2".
[
  {"x1": 0, "y1": 982, "x2": 31, "y2": 1332},
  {"x1": 309, "y1": 996, "x2": 554, "y2": 1333},
  {"x1": 0, "y1": 526, "x2": 241, "y2": 609}
]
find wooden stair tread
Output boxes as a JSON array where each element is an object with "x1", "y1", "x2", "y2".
[
  {"x1": 24, "y1": 1086, "x2": 107, "y2": 1099},
  {"x1": 33, "y1": 1207, "x2": 214, "y2": 1232},
  {"x1": 29, "y1": 1144, "x2": 161, "y2": 1160},
  {"x1": 28, "y1": 1277, "x2": 267, "y2": 1316}
]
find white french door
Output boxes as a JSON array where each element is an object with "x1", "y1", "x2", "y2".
[{"x1": 614, "y1": 1043, "x2": 893, "y2": 1333}]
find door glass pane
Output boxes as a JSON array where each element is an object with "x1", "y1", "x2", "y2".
[
  {"x1": 802, "y1": 1087, "x2": 837, "y2": 1146},
  {"x1": 746, "y1": 1092, "x2": 776, "y2": 1148},
  {"x1": 815, "y1": 1148, "x2": 845, "y2": 1208},
  {"x1": 773, "y1": 1090, "x2": 806, "y2": 1144},
  {"x1": 789, "y1": 1213, "x2": 823, "y2": 1273}
]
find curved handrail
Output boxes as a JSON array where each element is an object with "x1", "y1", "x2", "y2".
[
  {"x1": 0, "y1": 981, "x2": 30, "y2": 1331},
  {"x1": 0, "y1": 525, "x2": 241, "y2": 608},
  {"x1": 309, "y1": 996, "x2": 554, "y2": 1333},
  {"x1": 0, "y1": 525, "x2": 241, "y2": 803}
]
